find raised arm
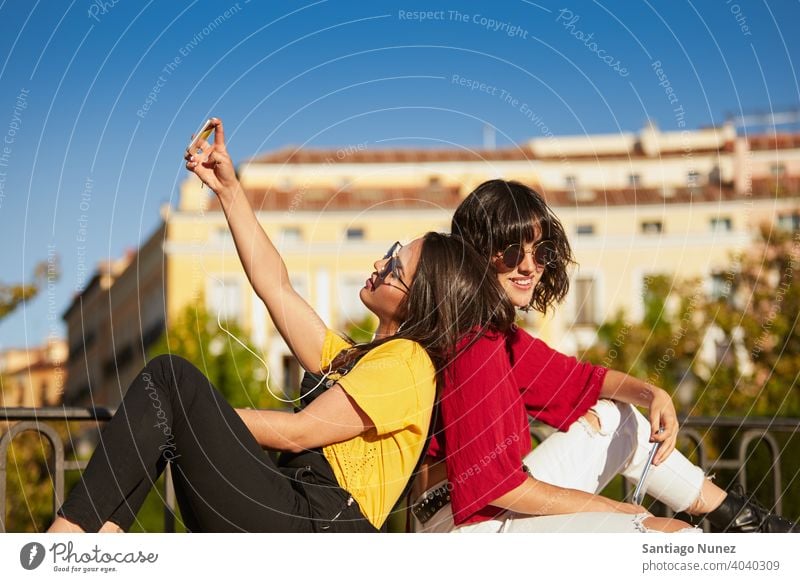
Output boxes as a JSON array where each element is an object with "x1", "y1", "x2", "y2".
[{"x1": 184, "y1": 118, "x2": 326, "y2": 371}]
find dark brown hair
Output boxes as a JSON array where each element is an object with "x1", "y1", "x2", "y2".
[
  {"x1": 451, "y1": 179, "x2": 576, "y2": 314},
  {"x1": 331, "y1": 232, "x2": 516, "y2": 376}
]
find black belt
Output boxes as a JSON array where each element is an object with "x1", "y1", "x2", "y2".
[{"x1": 411, "y1": 483, "x2": 451, "y2": 525}]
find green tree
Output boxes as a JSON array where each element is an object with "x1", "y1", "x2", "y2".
[
  {"x1": 692, "y1": 226, "x2": 800, "y2": 520},
  {"x1": 345, "y1": 313, "x2": 377, "y2": 344},
  {"x1": 582, "y1": 274, "x2": 704, "y2": 411},
  {"x1": 694, "y1": 225, "x2": 800, "y2": 418},
  {"x1": 582, "y1": 229, "x2": 800, "y2": 520},
  {"x1": 583, "y1": 229, "x2": 800, "y2": 418},
  {"x1": 147, "y1": 297, "x2": 281, "y2": 409},
  {"x1": 1, "y1": 257, "x2": 63, "y2": 532},
  {"x1": 0, "y1": 258, "x2": 58, "y2": 320},
  {"x1": 2, "y1": 429, "x2": 69, "y2": 532}
]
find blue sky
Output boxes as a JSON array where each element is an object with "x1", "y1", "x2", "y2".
[{"x1": 0, "y1": 0, "x2": 798, "y2": 349}]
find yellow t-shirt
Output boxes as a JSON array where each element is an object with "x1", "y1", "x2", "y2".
[{"x1": 320, "y1": 330, "x2": 436, "y2": 529}]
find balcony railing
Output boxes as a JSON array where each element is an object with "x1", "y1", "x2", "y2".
[
  {"x1": 531, "y1": 415, "x2": 800, "y2": 527},
  {"x1": 2, "y1": 407, "x2": 798, "y2": 532},
  {"x1": 0, "y1": 407, "x2": 177, "y2": 533}
]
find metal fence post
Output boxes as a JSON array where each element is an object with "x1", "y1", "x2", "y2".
[{"x1": 0, "y1": 421, "x2": 64, "y2": 532}]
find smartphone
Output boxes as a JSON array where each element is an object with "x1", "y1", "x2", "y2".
[
  {"x1": 632, "y1": 427, "x2": 664, "y2": 505},
  {"x1": 187, "y1": 118, "x2": 214, "y2": 152}
]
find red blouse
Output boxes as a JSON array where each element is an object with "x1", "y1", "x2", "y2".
[
  {"x1": 429, "y1": 327, "x2": 607, "y2": 525},
  {"x1": 510, "y1": 326, "x2": 608, "y2": 431}
]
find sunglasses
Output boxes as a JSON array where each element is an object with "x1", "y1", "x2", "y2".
[
  {"x1": 498, "y1": 240, "x2": 559, "y2": 269},
  {"x1": 377, "y1": 241, "x2": 411, "y2": 294}
]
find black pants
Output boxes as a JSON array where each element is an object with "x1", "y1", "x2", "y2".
[{"x1": 58, "y1": 354, "x2": 377, "y2": 533}]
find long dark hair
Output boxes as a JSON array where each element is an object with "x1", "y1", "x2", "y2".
[
  {"x1": 331, "y1": 232, "x2": 515, "y2": 376},
  {"x1": 451, "y1": 179, "x2": 575, "y2": 315}
]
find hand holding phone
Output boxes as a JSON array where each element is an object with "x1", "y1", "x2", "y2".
[
  {"x1": 184, "y1": 117, "x2": 239, "y2": 197},
  {"x1": 632, "y1": 427, "x2": 665, "y2": 505},
  {"x1": 187, "y1": 118, "x2": 214, "y2": 153}
]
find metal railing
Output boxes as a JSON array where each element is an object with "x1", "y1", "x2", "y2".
[
  {"x1": 2, "y1": 408, "x2": 798, "y2": 532},
  {"x1": 674, "y1": 416, "x2": 800, "y2": 516},
  {"x1": 528, "y1": 415, "x2": 800, "y2": 521},
  {"x1": 0, "y1": 407, "x2": 177, "y2": 533}
]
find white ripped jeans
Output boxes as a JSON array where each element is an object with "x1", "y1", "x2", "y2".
[{"x1": 414, "y1": 399, "x2": 705, "y2": 533}]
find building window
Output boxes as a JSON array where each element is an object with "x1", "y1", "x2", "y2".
[
  {"x1": 290, "y1": 275, "x2": 310, "y2": 301},
  {"x1": 771, "y1": 163, "x2": 786, "y2": 178},
  {"x1": 709, "y1": 271, "x2": 734, "y2": 301},
  {"x1": 208, "y1": 277, "x2": 242, "y2": 323},
  {"x1": 576, "y1": 224, "x2": 595, "y2": 236},
  {"x1": 337, "y1": 274, "x2": 369, "y2": 322},
  {"x1": 628, "y1": 174, "x2": 642, "y2": 188},
  {"x1": 565, "y1": 175, "x2": 577, "y2": 190},
  {"x1": 428, "y1": 176, "x2": 442, "y2": 188},
  {"x1": 641, "y1": 221, "x2": 663, "y2": 234},
  {"x1": 425, "y1": 176, "x2": 445, "y2": 199},
  {"x1": 104, "y1": 344, "x2": 134, "y2": 379},
  {"x1": 574, "y1": 277, "x2": 596, "y2": 325},
  {"x1": 710, "y1": 217, "x2": 732, "y2": 232},
  {"x1": 279, "y1": 227, "x2": 302, "y2": 243},
  {"x1": 346, "y1": 227, "x2": 365, "y2": 240},
  {"x1": 777, "y1": 212, "x2": 800, "y2": 231},
  {"x1": 142, "y1": 321, "x2": 165, "y2": 348},
  {"x1": 251, "y1": 290, "x2": 267, "y2": 349},
  {"x1": 211, "y1": 225, "x2": 231, "y2": 243},
  {"x1": 305, "y1": 188, "x2": 329, "y2": 201},
  {"x1": 687, "y1": 170, "x2": 701, "y2": 187},
  {"x1": 354, "y1": 189, "x2": 383, "y2": 204}
]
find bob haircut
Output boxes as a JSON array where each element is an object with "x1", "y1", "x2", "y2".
[{"x1": 451, "y1": 179, "x2": 576, "y2": 315}]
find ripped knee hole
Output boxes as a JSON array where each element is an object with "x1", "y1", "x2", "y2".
[{"x1": 582, "y1": 410, "x2": 601, "y2": 433}]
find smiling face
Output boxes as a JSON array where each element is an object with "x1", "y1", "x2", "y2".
[
  {"x1": 493, "y1": 229, "x2": 547, "y2": 309},
  {"x1": 452, "y1": 179, "x2": 574, "y2": 316},
  {"x1": 360, "y1": 238, "x2": 422, "y2": 333}
]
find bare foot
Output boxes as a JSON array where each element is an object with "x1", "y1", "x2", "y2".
[
  {"x1": 46, "y1": 516, "x2": 85, "y2": 533},
  {"x1": 99, "y1": 521, "x2": 124, "y2": 533},
  {"x1": 642, "y1": 516, "x2": 696, "y2": 532}
]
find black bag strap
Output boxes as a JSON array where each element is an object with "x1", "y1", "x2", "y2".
[
  {"x1": 399, "y1": 398, "x2": 439, "y2": 531},
  {"x1": 295, "y1": 348, "x2": 365, "y2": 411}
]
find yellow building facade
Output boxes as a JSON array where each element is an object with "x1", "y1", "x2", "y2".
[
  {"x1": 63, "y1": 123, "x2": 800, "y2": 405},
  {"x1": 0, "y1": 338, "x2": 67, "y2": 408}
]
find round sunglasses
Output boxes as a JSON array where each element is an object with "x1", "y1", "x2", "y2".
[
  {"x1": 377, "y1": 241, "x2": 411, "y2": 294},
  {"x1": 498, "y1": 240, "x2": 559, "y2": 269}
]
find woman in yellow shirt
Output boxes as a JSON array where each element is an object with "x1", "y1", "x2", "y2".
[{"x1": 47, "y1": 118, "x2": 514, "y2": 533}]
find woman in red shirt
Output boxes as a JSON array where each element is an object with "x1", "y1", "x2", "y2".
[{"x1": 412, "y1": 179, "x2": 796, "y2": 533}]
